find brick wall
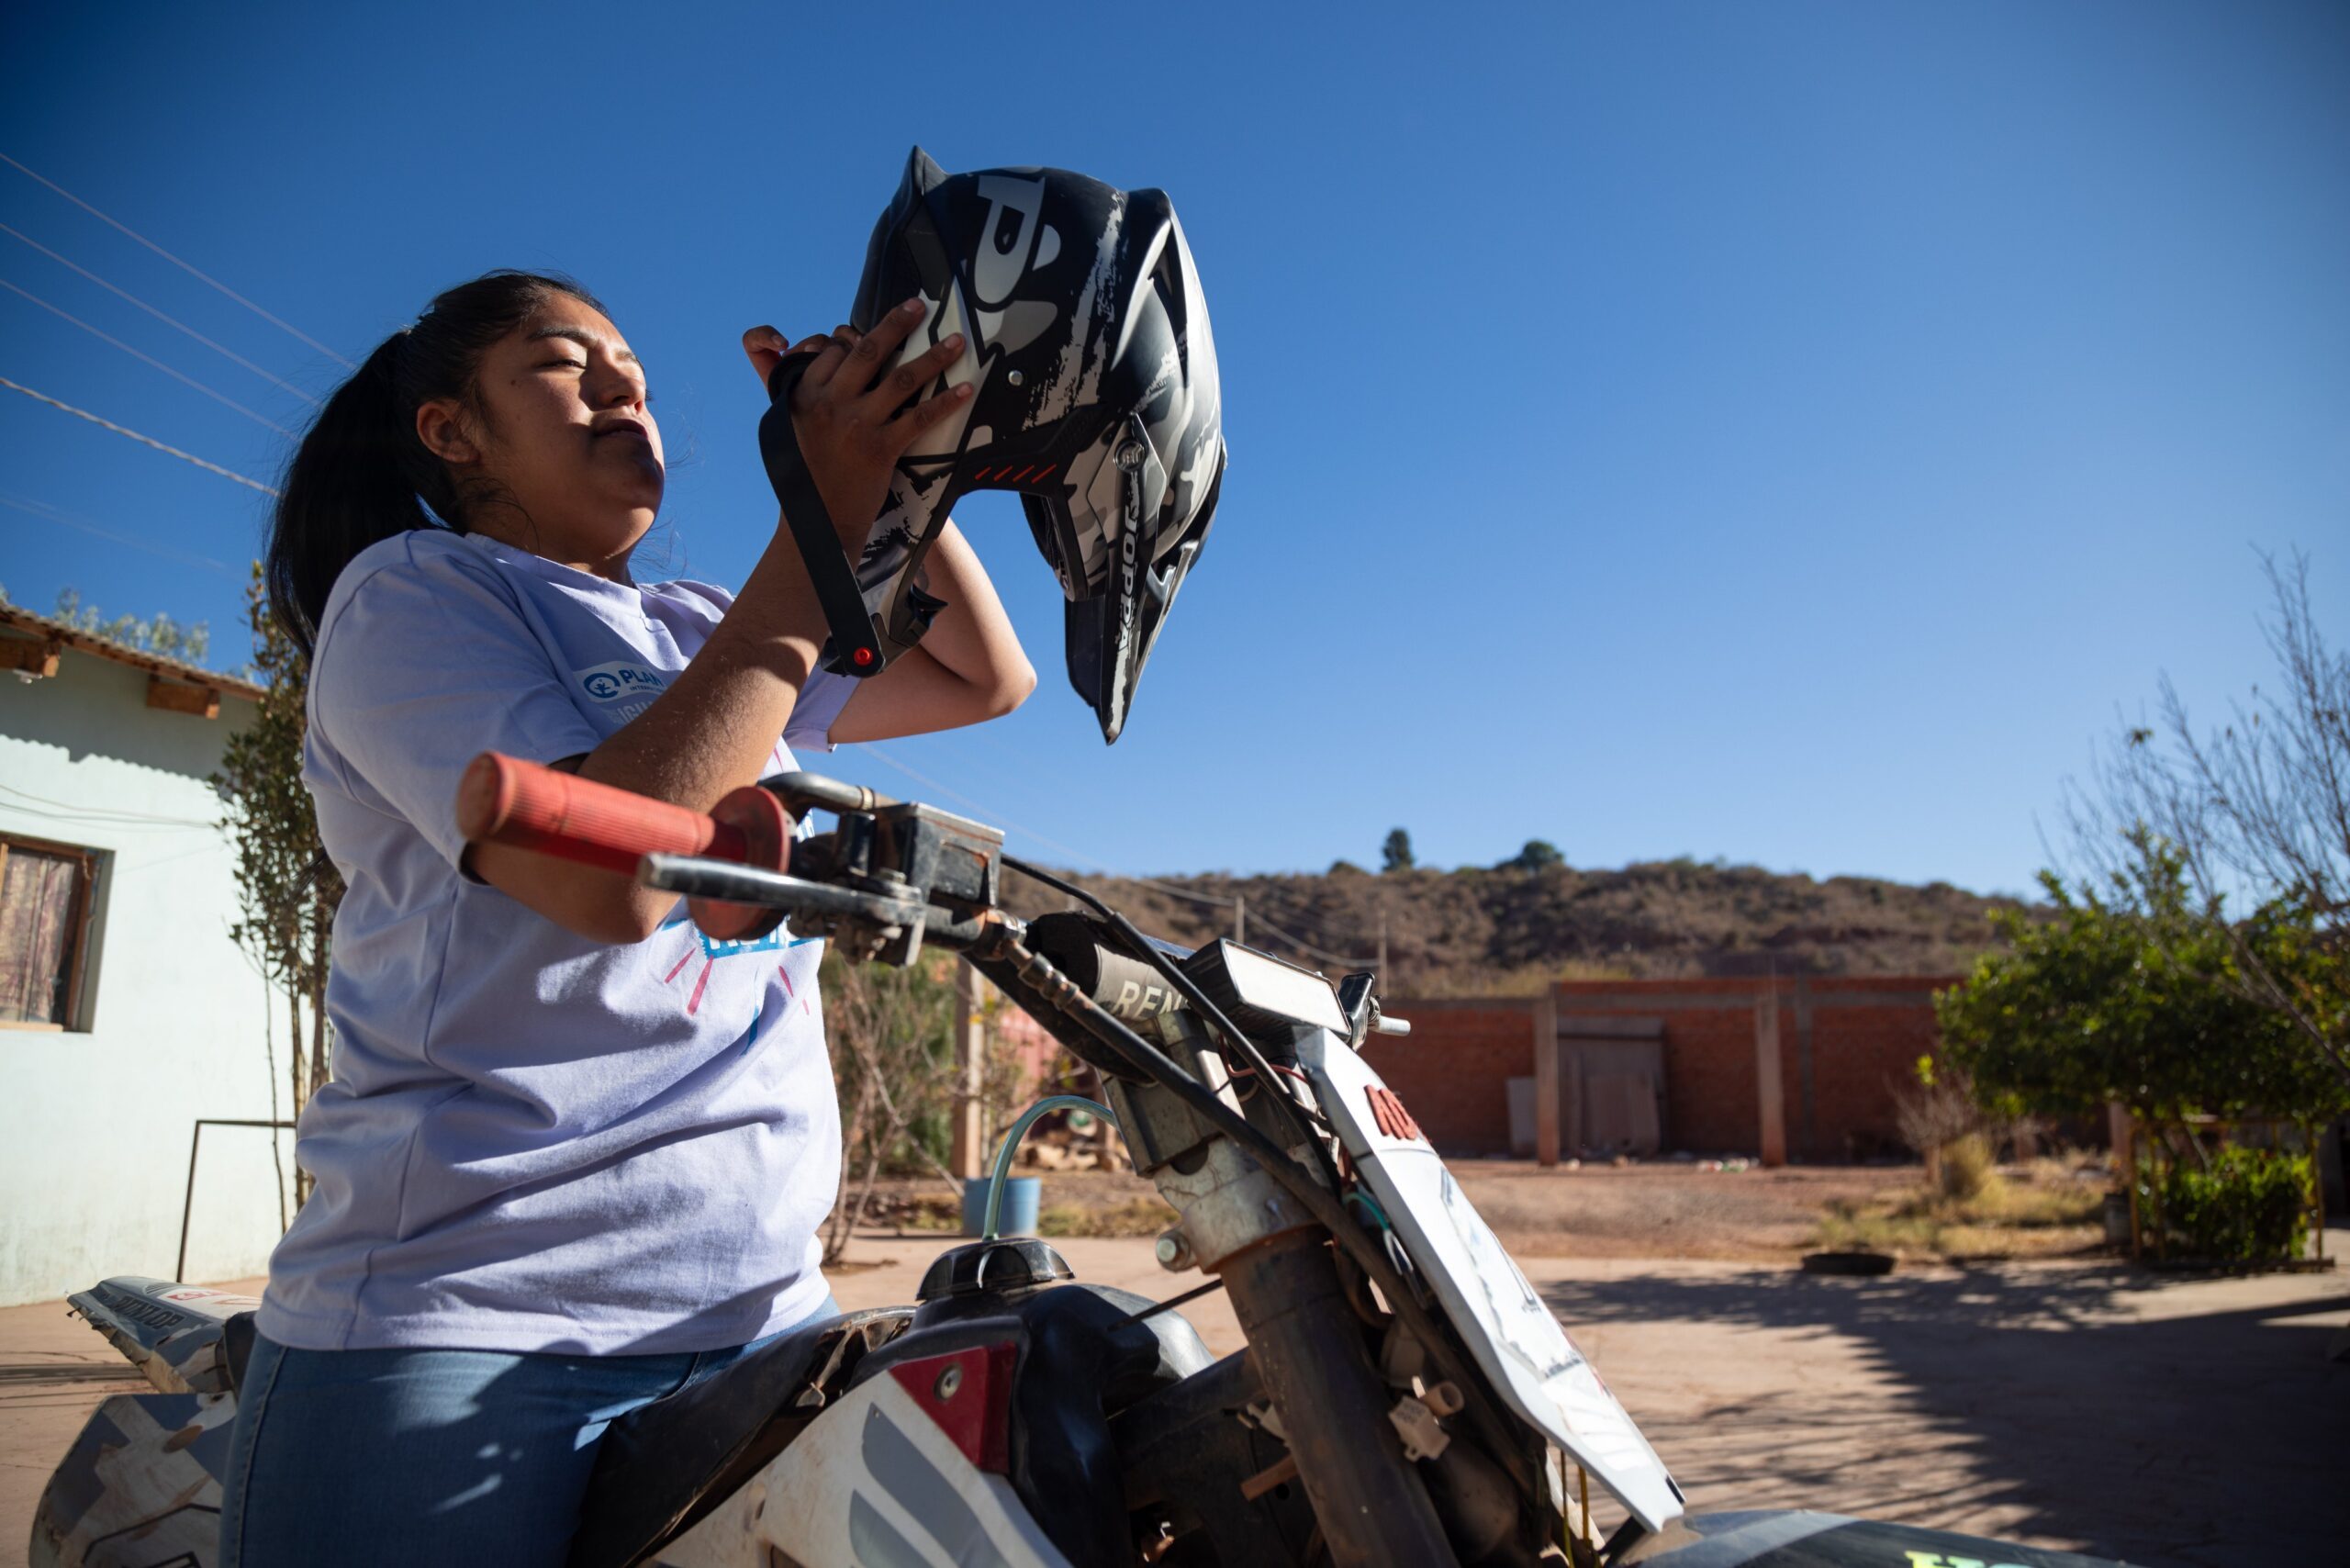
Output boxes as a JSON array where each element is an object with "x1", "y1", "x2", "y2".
[
  {"x1": 1360, "y1": 1000, "x2": 1539, "y2": 1155},
  {"x1": 1801, "y1": 977, "x2": 1947, "y2": 1159},
  {"x1": 1364, "y1": 976, "x2": 1956, "y2": 1161}
]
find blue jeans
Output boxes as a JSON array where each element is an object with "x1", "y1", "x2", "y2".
[{"x1": 218, "y1": 1298, "x2": 837, "y2": 1568}]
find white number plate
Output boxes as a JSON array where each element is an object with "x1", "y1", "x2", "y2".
[{"x1": 1299, "y1": 1029, "x2": 1684, "y2": 1532}]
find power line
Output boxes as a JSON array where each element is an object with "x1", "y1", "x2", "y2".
[
  {"x1": 0, "y1": 151, "x2": 353, "y2": 369},
  {"x1": 1, "y1": 275, "x2": 294, "y2": 435},
  {"x1": 852, "y1": 741, "x2": 1223, "y2": 905},
  {"x1": 0, "y1": 375, "x2": 280, "y2": 496},
  {"x1": 0, "y1": 783, "x2": 218, "y2": 831},
  {"x1": 1, "y1": 222, "x2": 321, "y2": 407},
  {"x1": 849, "y1": 741, "x2": 1375, "y2": 965},
  {"x1": 928, "y1": 728, "x2": 1372, "y2": 948},
  {"x1": 1229, "y1": 903, "x2": 1376, "y2": 969},
  {"x1": 852, "y1": 741, "x2": 1127, "y2": 874},
  {"x1": 0, "y1": 492, "x2": 237, "y2": 575}
]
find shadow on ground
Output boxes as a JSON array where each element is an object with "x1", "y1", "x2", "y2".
[{"x1": 1541, "y1": 1261, "x2": 2348, "y2": 1568}]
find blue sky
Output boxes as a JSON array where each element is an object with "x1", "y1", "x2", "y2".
[{"x1": 2, "y1": 2, "x2": 2344, "y2": 913}]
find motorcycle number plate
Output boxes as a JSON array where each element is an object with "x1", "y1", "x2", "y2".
[{"x1": 1297, "y1": 1029, "x2": 1684, "y2": 1534}]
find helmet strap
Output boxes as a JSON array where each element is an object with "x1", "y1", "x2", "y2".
[{"x1": 757, "y1": 351, "x2": 888, "y2": 676}]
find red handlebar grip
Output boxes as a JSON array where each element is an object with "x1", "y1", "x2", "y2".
[{"x1": 455, "y1": 752, "x2": 751, "y2": 876}]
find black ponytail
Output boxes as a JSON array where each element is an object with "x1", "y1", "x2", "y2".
[{"x1": 265, "y1": 270, "x2": 606, "y2": 655}]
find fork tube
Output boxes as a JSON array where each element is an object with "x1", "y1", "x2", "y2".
[{"x1": 1219, "y1": 1229, "x2": 1460, "y2": 1568}]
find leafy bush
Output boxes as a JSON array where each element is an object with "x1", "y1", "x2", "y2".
[{"x1": 2144, "y1": 1148, "x2": 2312, "y2": 1263}]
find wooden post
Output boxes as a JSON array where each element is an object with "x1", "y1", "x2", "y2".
[
  {"x1": 2109, "y1": 1102, "x2": 2140, "y2": 1260},
  {"x1": 949, "y1": 959, "x2": 990, "y2": 1180},
  {"x1": 1533, "y1": 989, "x2": 1561, "y2": 1168},
  {"x1": 144, "y1": 676, "x2": 220, "y2": 719},
  {"x1": 0, "y1": 637, "x2": 61, "y2": 678},
  {"x1": 1234, "y1": 895, "x2": 1247, "y2": 946},
  {"x1": 1754, "y1": 987, "x2": 1787, "y2": 1168}
]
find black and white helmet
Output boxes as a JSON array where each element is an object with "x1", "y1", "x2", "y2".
[{"x1": 773, "y1": 147, "x2": 1226, "y2": 745}]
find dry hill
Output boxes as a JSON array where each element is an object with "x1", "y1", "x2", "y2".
[{"x1": 1004, "y1": 857, "x2": 2026, "y2": 994}]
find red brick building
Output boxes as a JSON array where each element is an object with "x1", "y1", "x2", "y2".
[{"x1": 1361, "y1": 976, "x2": 1955, "y2": 1164}]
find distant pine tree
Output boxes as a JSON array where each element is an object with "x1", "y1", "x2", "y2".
[{"x1": 1382, "y1": 828, "x2": 1415, "y2": 873}]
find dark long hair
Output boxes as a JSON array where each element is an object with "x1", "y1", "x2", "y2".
[{"x1": 265, "y1": 270, "x2": 606, "y2": 655}]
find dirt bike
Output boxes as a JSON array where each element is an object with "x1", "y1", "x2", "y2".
[{"x1": 33, "y1": 756, "x2": 2138, "y2": 1568}]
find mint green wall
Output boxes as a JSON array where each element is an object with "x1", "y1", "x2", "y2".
[{"x1": 0, "y1": 650, "x2": 285, "y2": 1305}]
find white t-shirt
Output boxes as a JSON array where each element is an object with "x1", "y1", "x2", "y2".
[{"x1": 257, "y1": 529, "x2": 852, "y2": 1354}]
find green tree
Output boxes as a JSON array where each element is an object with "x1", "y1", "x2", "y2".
[
  {"x1": 1381, "y1": 828, "x2": 1415, "y2": 873},
  {"x1": 1501, "y1": 839, "x2": 1565, "y2": 872},
  {"x1": 52, "y1": 587, "x2": 210, "y2": 664},
  {"x1": 1936, "y1": 846, "x2": 2347, "y2": 1129},
  {"x1": 213, "y1": 566, "x2": 341, "y2": 1206},
  {"x1": 2071, "y1": 550, "x2": 2349, "y2": 1090}
]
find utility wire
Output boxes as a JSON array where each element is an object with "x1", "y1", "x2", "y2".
[
  {"x1": 852, "y1": 741, "x2": 1122, "y2": 874},
  {"x1": 855, "y1": 742, "x2": 1220, "y2": 905},
  {"x1": 1228, "y1": 903, "x2": 1376, "y2": 969},
  {"x1": 1, "y1": 222, "x2": 321, "y2": 407},
  {"x1": 0, "y1": 784, "x2": 220, "y2": 828},
  {"x1": 1, "y1": 275, "x2": 294, "y2": 435},
  {"x1": 851, "y1": 741, "x2": 1376, "y2": 965},
  {"x1": 0, "y1": 493, "x2": 237, "y2": 575},
  {"x1": 0, "y1": 152, "x2": 353, "y2": 368},
  {"x1": 0, "y1": 375, "x2": 280, "y2": 496}
]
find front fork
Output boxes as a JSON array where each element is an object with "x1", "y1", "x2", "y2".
[{"x1": 1104, "y1": 1025, "x2": 1461, "y2": 1568}]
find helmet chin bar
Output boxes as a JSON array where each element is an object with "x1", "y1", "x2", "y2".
[
  {"x1": 763, "y1": 349, "x2": 1165, "y2": 745},
  {"x1": 756, "y1": 350, "x2": 950, "y2": 678},
  {"x1": 1058, "y1": 416, "x2": 1165, "y2": 744}
]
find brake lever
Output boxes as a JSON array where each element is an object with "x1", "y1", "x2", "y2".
[
  {"x1": 638, "y1": 856, "x2": 923, "y2": 930},
  {"x1": 637, "y1": 853, "x2": 1008, "y2": 965}
]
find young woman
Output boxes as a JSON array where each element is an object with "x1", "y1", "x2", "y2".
[{"x1": 219, "y1": 270, "x2": 1034, "y2": 1565}]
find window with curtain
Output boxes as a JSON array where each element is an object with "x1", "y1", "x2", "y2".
[{"x1": 0, "y1": 835, "x2": 96, "y2": 1028}]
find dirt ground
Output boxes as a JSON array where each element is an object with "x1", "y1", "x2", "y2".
[
  {"x1": 6, "y1": 1182, "x2": 2340, "y2": 1567},
  {"x1": 867, "y1": 1158, "x2": 1957, "y2": 1260},
  {"x1": 1454, "y1": 1159, "x2": 1936, "y2": 1259}
]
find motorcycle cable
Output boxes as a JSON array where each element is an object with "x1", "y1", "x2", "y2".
[
  {"x1": 973, "y1": 916, "x2": 1536, "y2": 1500},
  {"x1": 1002, "y1": 854, "x2": 1346, "y2": 1198},
  {"x1": 1119, "y1": 1275, "x2": 1225, "y2": 1327}
]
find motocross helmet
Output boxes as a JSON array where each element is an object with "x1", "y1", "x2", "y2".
[{"x1": 760, "y1": 147, "x2": 1226, "y2": 744}]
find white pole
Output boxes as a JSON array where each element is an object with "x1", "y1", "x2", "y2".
[{"x1": 950, "y1": 959, "x2": 989, "y2": 1180}]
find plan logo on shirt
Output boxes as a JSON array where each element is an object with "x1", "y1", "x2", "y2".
[{"x1": 575, "y1": 661, "x2": 668, "y2": 722}]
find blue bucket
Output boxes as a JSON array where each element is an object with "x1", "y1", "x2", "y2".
[{"x1": 962, "y1": 1175, "x2": 1041, "y2": 1238}]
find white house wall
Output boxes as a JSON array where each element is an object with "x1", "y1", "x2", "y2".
[{"x1": 1, "y1": 654, "x2": 286, "y2": 1306}]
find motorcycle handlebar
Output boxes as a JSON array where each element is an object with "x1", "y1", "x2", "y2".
[{"x1": 455, "y1": 752, "x2": 771, "y2": 877}]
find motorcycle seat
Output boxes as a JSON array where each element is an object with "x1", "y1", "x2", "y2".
[{"x1": 565, "y1": 1306, "x2": 909, "y2": 1568}]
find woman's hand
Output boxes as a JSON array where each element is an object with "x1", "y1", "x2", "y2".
[{"x1": 740, "y1": 300, "x2": 970, "y2": 546}]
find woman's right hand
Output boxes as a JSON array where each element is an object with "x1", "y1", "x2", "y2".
[{"x1": 740, "y1": 299, "x2": 971, "y2": 548}]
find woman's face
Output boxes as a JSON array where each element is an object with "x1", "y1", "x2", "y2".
[{"x1": 419, "y1": 293, "x2": 665, "y2": 576}]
